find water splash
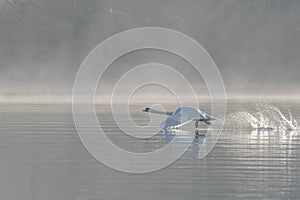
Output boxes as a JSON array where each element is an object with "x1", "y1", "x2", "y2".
[
  {"x1": 264, "y1": 105, "x2": 298, "y2": 130},
  {"x1": 227, "y1": 104, "x2": 298, "y2": 131},
  {"x1": 228, "y1": 111, "x2": 273, "y2": 130}
]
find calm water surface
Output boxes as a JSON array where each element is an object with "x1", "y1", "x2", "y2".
[{"x1": 0, "y1": 101, "x2": 300, "y2": 200}]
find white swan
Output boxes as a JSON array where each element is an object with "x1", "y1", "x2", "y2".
[{"x1": 143, "y1": 106, "x2": 216, "y2": 130}]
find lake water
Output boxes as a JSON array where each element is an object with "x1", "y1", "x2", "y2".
[{"x1": 0, "y1": 101, "x2": 300, "y2": 200}]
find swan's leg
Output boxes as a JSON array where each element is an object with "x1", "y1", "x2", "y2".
[{"x1": 195, "y1": 120, "x2": 199, "y2": 129}]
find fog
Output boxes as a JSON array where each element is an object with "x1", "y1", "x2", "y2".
[{"x1": 0, "y1": 0, "x2": 300, "y2": 102}]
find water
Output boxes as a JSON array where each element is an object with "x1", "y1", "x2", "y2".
[{"x1": 0, "y1": 101, "x2": 300, "y2": 200}]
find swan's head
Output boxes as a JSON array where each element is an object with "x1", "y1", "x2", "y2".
[{"x1": 143, "y1": 107, "x2": 150, "y2": 112}]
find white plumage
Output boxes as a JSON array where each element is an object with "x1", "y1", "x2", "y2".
[{"x1": 143, "y1": 106, "x2": 216, "y2": 130}]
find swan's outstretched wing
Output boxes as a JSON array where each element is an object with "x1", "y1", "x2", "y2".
[
  {"x1": 160, "y1": 107, "x2": 216, "y2": 129},
  {"x1": 161, "y1": 115, "x2": 194, "y2": 129},
  {"x1": 161, "y1": 107, "x2": 200, "y2": 129}
]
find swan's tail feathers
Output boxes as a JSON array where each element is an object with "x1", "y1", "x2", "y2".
[{"x1": 142, "y1": 108, "x2": 173, "y2": 116}]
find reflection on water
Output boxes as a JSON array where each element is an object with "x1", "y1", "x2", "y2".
[
  {"x1": 250, "y1": 129, "x2": 299, "y2": 141},
  {"x1": 0, "y1": 102, "x2": 300, "y2": 200},
  {"x1": 163, "y1": 129, "x2": 206, "y2": 159}
]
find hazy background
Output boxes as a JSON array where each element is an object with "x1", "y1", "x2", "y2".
[{"x1": 0, "y1": 0, "x2": 300, "y2": 102}]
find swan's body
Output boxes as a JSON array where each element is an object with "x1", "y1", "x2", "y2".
[{"x1": 143, "y1": 106, "x2": 216, "y2": 130}]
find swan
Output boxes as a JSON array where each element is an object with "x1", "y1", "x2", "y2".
[{"x1": 143, "y1": 106, "x2": 216, "y2": 130}]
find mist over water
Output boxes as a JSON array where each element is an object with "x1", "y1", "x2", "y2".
[{"x1": 0, "y1": 0, "x2": 300, "y2": 101}]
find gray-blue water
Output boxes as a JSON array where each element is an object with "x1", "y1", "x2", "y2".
[{"x1": 0, "y1": 101, "x2": 300, "y2": 200}]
